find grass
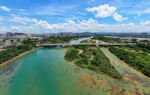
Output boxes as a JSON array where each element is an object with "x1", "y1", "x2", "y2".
[
  {"x1": 65, "y1": 46, "x2": 122, "y2": 79},
  {"x1": 109, "y1": 46, "x2": 150, "y2": 77}
]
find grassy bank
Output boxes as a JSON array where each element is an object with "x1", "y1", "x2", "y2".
[
  {"x1": 65, "y1": 46, "x2": 122, "y2": 79},
  {"x1": 0, "y1": 48, "x2": 37, "y2": 68},
  {"x1": 40, "y1": 35, "x2": 90, "y2": 43},
  {"x1": 0, "y1": 39, "x2": 37, "y2": 66},
  {"x1": 109, "y1": 46, "x2": 150, "y2": 77}
]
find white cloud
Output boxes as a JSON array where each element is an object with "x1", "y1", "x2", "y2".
[
  {"x1": 10, "y1": 15, "x2": 38, "y2": 24},
  {"x1": 0, "y1": 6, "x2": 11, "y2": 12},
  {"x1": 113, "y1": 12, "x2": 127, "y2": 22},
  {"x1": 87, "y1": 4, "x2": 116, "y2": 18},
  {"x1": 0, "y1": 16, "x2": 150, "y2": 33},
  {"x1": 87, "y1": 4, "x2": 127, "y2": 22},
  {"x1": 140, "y1": 21, "x2": 150, "y2": 25},
  {"x1": 127, "y1": 23, "x2": 135, "y2": 26}
]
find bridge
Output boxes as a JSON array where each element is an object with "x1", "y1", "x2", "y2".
[{"x1": 36, "y1": 43, "x2": 126, "y2": 47}]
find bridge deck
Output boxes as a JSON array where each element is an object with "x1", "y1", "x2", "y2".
[{"x1": 36, "y1": 43, "x2": 126, "y2": 47}]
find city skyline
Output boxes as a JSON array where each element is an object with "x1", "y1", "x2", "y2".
[{"x1": 0, "y1": 0, "x2": 150, "y2": 33}]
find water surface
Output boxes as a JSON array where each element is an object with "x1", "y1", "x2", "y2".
[
  {"x1": 69, "y1": 37, "x2": 93, "y2": 44},
  {"x1": 0, "y1": 48, "x2": 109, "y2": 95},
  {"x1": 0, "y1": 47, "x2": 149, "y2": 95}
]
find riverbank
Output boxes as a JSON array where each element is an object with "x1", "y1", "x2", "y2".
[
  {"x1": 0, "y1": 47, "x2": 149, "y2": 95},
  {"x1": 109, "y1": 47, "x2": 150, "y2": 77},
  {"x1": 0, "y1": 48, "x2": 38, "y2": 68},
  {"x1": 64, "y1": 46, "x2": 122, "y2": 79},
  {"x1": 101, "y1": 48, "x2": 150, "y2": 83}
]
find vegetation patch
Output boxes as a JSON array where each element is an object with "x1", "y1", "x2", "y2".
[
  {"x1": 125, "y1": 43, "x2": 150, "y2": 53},
  {"x1": 0, "y1": 39, "x2": 36, "y2": 64},
  {"x1": 92, "y1": 35, "x2": 122, "y2": 43},
  {"x1": 65, "y1": 48, "x2": 79, "y2": 62},
  {"x1": 109, "y1": 46, "x2": 150, "y2": 77},
  {"x1": 65, "y1": 46, "x2": 122, "y2": 79},
  {"x1": 40, "y1": 36, "x2": 89, "y2": 43}
]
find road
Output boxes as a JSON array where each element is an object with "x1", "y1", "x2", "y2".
[{"x1": 36, "y1": 43, "x2": 126, "y2": 47}]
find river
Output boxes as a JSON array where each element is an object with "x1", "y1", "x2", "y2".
[
  {"x1": 0, "y1": 38, "x2": 149, "y2": 95},
  {"x1": 69, "y1": 36, "x2": 93, "y2": 44}
]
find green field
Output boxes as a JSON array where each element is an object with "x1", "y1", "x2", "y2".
[
  {"x1": 65, "y1": 46, "x2": 122, "y2": 79},
  {"x1": 109, "y1": 45, "x2": 150, "y2": 77}
]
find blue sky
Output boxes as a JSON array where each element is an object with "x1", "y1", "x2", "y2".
[{"x1": 0, "y1": 0, "x2": 150, "y2": 33}]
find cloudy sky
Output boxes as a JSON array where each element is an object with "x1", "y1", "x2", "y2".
[{"x1": 0, "y1": 0, "x2": 150, "y2": 33}]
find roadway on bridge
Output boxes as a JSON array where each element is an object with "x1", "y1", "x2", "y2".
[{"x1": 36, "y1": 43, "x2": 126, "y2": 47}]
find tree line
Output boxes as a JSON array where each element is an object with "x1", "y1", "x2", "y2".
[{"x1": 0, "y1": 38, "x2": 36, "y2": 64}]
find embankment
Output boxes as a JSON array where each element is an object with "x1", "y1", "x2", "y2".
[{"x1": 0, "y1": 48, "x2": 37, "y2": 68}]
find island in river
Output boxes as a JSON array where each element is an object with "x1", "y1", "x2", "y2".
[{"x1": 0, "y1": 37, "x2": 149, "y2": 95}]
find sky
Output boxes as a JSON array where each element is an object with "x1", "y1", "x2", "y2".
[{"x1": 0, "y1": 0, "x2": 150, "y2": 33}]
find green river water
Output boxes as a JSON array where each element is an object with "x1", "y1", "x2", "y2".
[
  {"x1": 0, "y1": 48, "x2": 109, "y2": 95},
  {"x1": 0, "y1": 47, "x2": 149, "y2": 95}
]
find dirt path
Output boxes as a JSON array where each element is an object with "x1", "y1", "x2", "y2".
[{"x1": 100, "y1": 48, "x2": 150, "y2": 86}]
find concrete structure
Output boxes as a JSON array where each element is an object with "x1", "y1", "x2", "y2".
[{"x1": 36, "y1": 43, "x2": 126, "y2": 47}]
